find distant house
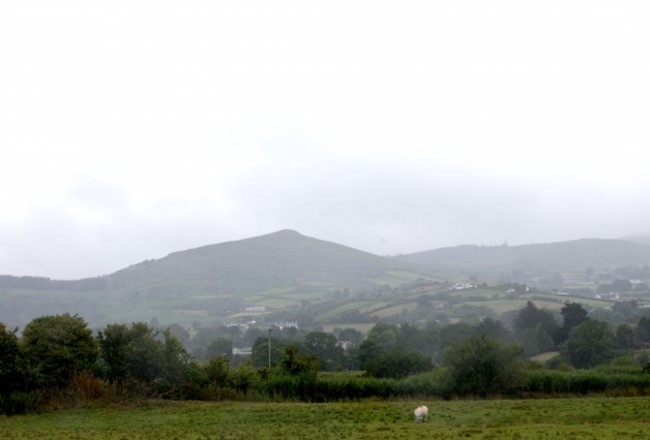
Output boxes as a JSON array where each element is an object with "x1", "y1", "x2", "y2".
[
  {"x1": 233, "y1": 348, "x2": 252, "y2": 356},
  {"x1": 453, "y1": 283, "x2": 476, "y2": 290},
  {"x1": 596, "y1": 292, "x2": 620, "y2": 300},
  {"x1": 270, "y1": 320, "x2": 299, "y2": 330},
  {"x1": 336, "y1": 340, "x2": 356, "y2": 351}
]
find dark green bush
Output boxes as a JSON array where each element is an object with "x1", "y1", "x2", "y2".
[
  {"x1": 444, "y1": 336, "x2": 526, "y2": 396},
  {"x1": 364, "y1": 350, "x2": 434, "y2": 379},
  {"x1": 0, "y1": 391, "x2": 40, "y2": 415},
  {"x1": 525, "y1": 369, "x2": 650, "y2": 395}
]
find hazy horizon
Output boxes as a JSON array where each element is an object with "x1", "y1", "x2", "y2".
[{"x1": 2, "y1": 1, "x2": 649, "y2": 279}]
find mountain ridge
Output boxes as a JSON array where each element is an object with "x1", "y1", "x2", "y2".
[
  {"x1": 4, "y1": 232, "x2": 650, "y2": 285},
  {"x1": 396, "y1": 237, "x2": 650, "y2": 279},
  {"x1": 3, "y1": 230, "x2": 650, "y2": 329}
]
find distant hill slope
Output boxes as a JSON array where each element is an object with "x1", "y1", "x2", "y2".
[
  {"x1": 395, "y1": 238, "x2": 650, "y2": 279},
  {"x1": 5, "y1": 232, "x2": 650, "y2": 329},
  {"x1": 0, "y1": 230, "x2": 419, "y2": 328},
  {"x1": 622, "y1": 234, "x2": 650, "y2": 246},
  {"x1": 107, "y1": 229, "x2": 408, "y2": 293}
]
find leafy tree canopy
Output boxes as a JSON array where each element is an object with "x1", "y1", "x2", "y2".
[
  {"x1": 365, "y1": 350, "x2": 433, "y2": 379},
  {"x1": 21, "y1": 314, "x2": 98, "y2": 387},
  {"x1": 444, "y1": 336, "x2": 526, "y2": 396},
  {"x1": 564, "y1": 319, "x2": 614, "y2": 369},
  {"x1": 555, "y1": 302, "x2": 588, "y2": 344},
  {"x1": 0, "y1": 323, "x2": 25, "y2": 395}
]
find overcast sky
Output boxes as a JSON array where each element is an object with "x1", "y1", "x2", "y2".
[{"x1": 1, "y1": 1, "x2": 649, "y2": 279}]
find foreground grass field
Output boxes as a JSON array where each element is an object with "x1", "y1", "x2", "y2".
[{"x1": 2, "y1": 397, "x2": 650, "y2": 439}]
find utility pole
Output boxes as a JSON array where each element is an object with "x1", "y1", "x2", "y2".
[{"x1": 268, "y1": 328, "x2": 272, "y2": 368}]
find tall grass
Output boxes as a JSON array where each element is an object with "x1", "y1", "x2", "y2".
[
  {"x1": 6, "y1": 366, "x2": 650, "y2": 415},
  {"x1": 524, "y1": 369, "x2": 650, "y2": 395}
]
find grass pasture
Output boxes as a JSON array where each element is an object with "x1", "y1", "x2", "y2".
[{"x1": 3, "y1": 397, "x2": 650, "y2": 439}]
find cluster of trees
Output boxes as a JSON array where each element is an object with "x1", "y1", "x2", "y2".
[
  {"x1": 0, "y1": 315, "x2": 194, "y2": 414},
  {"x1": 252, "y1": 301, "x2": 650, "y2": 377},
  {"x1": 3, "y1": 299, "x2": 650, "y2": 414},
  {"x1": 513, "y1": 301, "x2": 650, "y2": 368}
]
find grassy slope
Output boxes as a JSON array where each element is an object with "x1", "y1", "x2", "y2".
[
  {"x1": 396, "y1": 238, "x2": 650, "y2": 279},
  {"x1": 3, "y1": 233, "x2": 647, "y2": 329},
  {"x1": 3, "y1": 398, "x2": 650, "y2": 439},
  {"x1": 108, "y1": 230, "x2": 406, "y2": 292},
  {"x1": 0, "y1": 230, "x2": 424, "y2": 328}
]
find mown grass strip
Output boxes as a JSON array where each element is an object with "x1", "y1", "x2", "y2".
[{"x1": 2, "y1": 397, "x2": 650, "y2": 439}]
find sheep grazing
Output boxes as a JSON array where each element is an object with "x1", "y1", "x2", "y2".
[{"x1": 414, "y1": 405, "x2": 428, "y2": 422}]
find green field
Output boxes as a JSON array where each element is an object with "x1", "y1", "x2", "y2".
[{"x1": 3, "y1": 397, "x2": 650, "y2": 439}]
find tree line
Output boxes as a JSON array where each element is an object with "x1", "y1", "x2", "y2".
[{"x1": 3, "y1": 301, "x2": 650, "y2": 414}]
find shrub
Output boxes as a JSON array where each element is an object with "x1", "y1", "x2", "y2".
[
  {"x1": 525, "y1": 369, "x2": 650, "y2": 395},
  {"x1": 0, "y1": 391, "x2": 40, "y2": 415},
  {"x1": 444, "y1": 336, "x2": 526, "y2": 396},
  {"x1": 364, "y1": 350, "x2": 434, "y2": 379}
]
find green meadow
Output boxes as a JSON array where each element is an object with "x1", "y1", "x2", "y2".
[{"x1": 2, "y1": 397, "x2": 650, "y2": 439}]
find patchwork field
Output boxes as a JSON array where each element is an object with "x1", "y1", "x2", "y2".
[{"x1": 2, "y1": 397, "x2": 650, "y2": 439}]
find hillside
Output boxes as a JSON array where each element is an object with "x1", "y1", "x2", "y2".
[
  {"x1": 4, "y1": 233, "x2": 650, "y2": 330},
  {"x1": 396, "y1": 238, "x2": 650, "y2": 281},
  {"x1": 0, "y1": 230, "x2": 424, "y2": 328},
  {"x1": 107, "y1": 229, "x2": 407, "y2": 293}
]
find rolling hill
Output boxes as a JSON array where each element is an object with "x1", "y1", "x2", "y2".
[
  {"x1": 3, "y1": 232, "x2": 650, "y2": 330},
  {"x1": 107, "y1": 229, "x2": 411, "y2": 293},
  {"x1": 0, "y1": 230, "x2": 425, "y2": 328},
  {"x1": 395, "y1": 238, "x2": 650, "y2": 280}
]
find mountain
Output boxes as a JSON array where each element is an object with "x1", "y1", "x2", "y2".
[
  {"x1": 0, "y1": 230, "x2": 423, "y2": 328},
  {"x1": 621, "y1": 234, "x2": 650, "y2": 246},
  {"x1": 107, "y1": 229, "x2": 407, "y2": 293},
  {"x1": 395, "y1": 238, "x2": 650, "y2": 280},
  {"x1": 4, "y1": 232, "x2": 650, "y2": 330}
]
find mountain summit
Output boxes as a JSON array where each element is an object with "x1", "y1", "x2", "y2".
[
  {"x1": 108, "y1": 229, "x2": 401, "y2": 293},
  {"x1": 4, "y1": 231, "x2": 650, "y2": 328}
]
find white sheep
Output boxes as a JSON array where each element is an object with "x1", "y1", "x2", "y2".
[{"x1": 414, "y1": 405, "x2": 428, "y2": 422}]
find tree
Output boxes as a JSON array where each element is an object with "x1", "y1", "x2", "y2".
[
  {"x1": 0, "y1": 323, "x2": 25, "y2": 396},
  {"x1": 357, "y1": 338, "x2": 383, "y2": 370},
  {"x1": 205, "y1": 337, "x2": 233, "y2": 359},
  {"x1": 97, "y1": 323, "x2": 132, "y2": 381},
  {"x1": 564, "y1": 319, "x2": 614, "y2": 368},
  {"x1": 436, "y1": 322, "x2": 476, "y2": 354},
  {"x1": 636, "y1": 316, "x2": 650, "y2": 346},
  {"x1": 280, "y1": 345, "x2": 318, "y2": 381},
  {"x1": 615, "y1": 324, "x2": 635, "y2": 350},
  {"x1": 365, "y1": 323, "x2": 399, "y2": 351},
  {"x1": 555, "y1": 302, "x2": 588, "y2": 344},
  {"x1": 444, "y1": 336, "x2": 526, "y2": 396},
  {"x1": 513, "y1": 301, "x2": 558, "y2": 355},
  {"x1": 475, "y1": 318, "x2": 512, "y2": 342},
  {"x1": 337, "y1": 328, "x2": 363, "y2": 346},
  {"x1": 160, "y1": 328, "x2": 191, "y2": 390},
  {"x1": 121, "y1": 322, "x2": 165, "y2": 383},
  {"x1": 21, "y1": 314, "x2": 98, "y2": 387},
  {"x1": 0, "y1": 323, "x2": 29, "y2": 415},
  {"x1": 514, "y1": 301, "x2": 558, "y2": 335},
  {"x1": 303, "y1": 332, "x2": 344, "y2": 371},
  {"x1": 518, "y1": 325, "x2": 556, "y2": 357},
  {"x1": 612, "y1": 301, "x2": 639, "y2": 320},
  {"x1": 97, "y1": 322, "x2": 188, "y2": 387},
  {"x1": 242, "y1": 327, "x2": 268, "y2": 347},
  {"x1": 365, "y1": 350, "x2": 433, "y2": 379},
  {"x1": 167, "y1": 324, "x2": 190, "y2": 346},
  {"x1": 251, "y1": 337, "x2": 283, "y2": 368},
  {"x1": 357, "y1": 323, "x2": 400, "y2": 369},
  {"x1": 204, "y1": 356, "x2": 230, "y2": 387}
]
